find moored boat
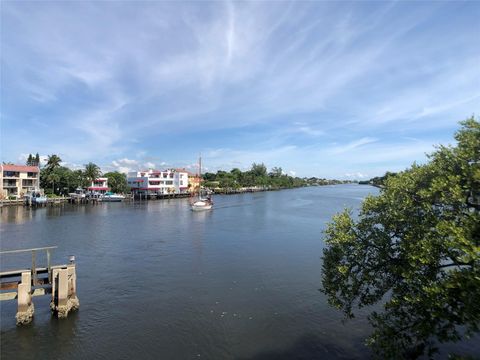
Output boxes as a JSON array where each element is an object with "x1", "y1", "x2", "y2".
[
  {"x1": 101, "y1": 192, "x2": 125, "y2": 202},
  {"x1": 24, "y1": 191, "x2": 47, "y2": 205},
  {"x1": 69, "y1": 187, "x2": 86, "y2": 200}
]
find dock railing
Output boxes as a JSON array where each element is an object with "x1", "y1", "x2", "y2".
[
  {"x1": 0, "y1": 246, "x2": 58, "y2": 285},
  {"x1": 0, "y1": 246, "x2": 79, "y2": 325}
]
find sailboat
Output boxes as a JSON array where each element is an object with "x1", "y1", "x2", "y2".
[{"x1": 191, "y1": 156, "x2": 213, "y2": 211}]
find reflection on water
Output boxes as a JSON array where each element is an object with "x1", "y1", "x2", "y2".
[
  {"x1": 1, "y1": 205, "x2": 36, "y2": 225},
  {"x1": 1, "y1": 185, "x2": 477, "y2": 359}
]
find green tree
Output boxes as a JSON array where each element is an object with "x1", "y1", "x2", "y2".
[
  {"x1": 321, "y1": 118, "x2": 480, "y2": 358},
  {"x1": 251, "y1": 163, "x2": 267, "y2": 177},
  {"x1": 219, "y1": 173, "x2": 237, "y2": 189},
  {"x1": 47, "y1": 171, "x2": 61, "y2": 195},
  {"x1": 84, "y1": 162, "x2": 101, "y2": 186},
  {"x1": 104, "y1": 171, "x2": 128, "y2": 194},
  {"x1": 46, "y1": 154, "x2": 62, "y2": 171},
  {"x1": 35, "y1": 153, "x2": 40, "y2": 166},
  {"x1": 203, "y1": 172, "x2": 216, "y2": 181},
  {"x1": 26, "y1": 154, "x2": 33, "y2": 166},
  {"x1": 269, "y1": 166, "x2": 283, "y2": 177},
  {"x1": 41, "y1": 155, "x2": 63, "y2": 193},
  {"x1": 67, "y1": 170, "x2": 88, "y2": 191}
]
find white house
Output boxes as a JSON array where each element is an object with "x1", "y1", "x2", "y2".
[
  {"x1": 87, "y1": 177, "x2": 109, "y2": 194},
  {"x1": 127, "y1": 169, "x2": 189, "y2": 196}
]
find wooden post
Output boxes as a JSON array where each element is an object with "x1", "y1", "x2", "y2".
[
  {"x1": 47, "y1": 249, "x2": 51, "y2": 283},
  {"x1": 16, "y1": 272, "x2": 34, "y2": 325},
  {"x1": 31, "y1": 250, "x2": 37, "y2": 285}
]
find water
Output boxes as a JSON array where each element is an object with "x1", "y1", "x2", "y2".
[{"x1": 0, "y1": 185, "x2": 477, "y2": 359}]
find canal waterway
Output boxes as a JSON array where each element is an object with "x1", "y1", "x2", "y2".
[{"x1": 1, "y1": 185, "x2": 478, "y2": 359}]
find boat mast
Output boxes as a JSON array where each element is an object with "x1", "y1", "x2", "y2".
[
  {"x1": 199, "y1": 155, "x2": 202, "y2": 180},
  {"x1": 198, "y1": 154, "x2": 202, "y2": 199}
]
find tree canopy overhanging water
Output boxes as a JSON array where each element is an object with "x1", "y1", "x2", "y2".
[{"x1": 321, "y1": 117, "x2": 480, "y2": 359}]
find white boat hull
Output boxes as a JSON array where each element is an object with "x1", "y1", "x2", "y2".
[
  {"x1": 191, "y1": 200, "x2": 212, "y2": 211},
  {"x1": 101, "y1": 195, "x2": 125, "y2": 202},
  {"x1": 100, "y1": 196, "x2": 125, "y2": 202}
]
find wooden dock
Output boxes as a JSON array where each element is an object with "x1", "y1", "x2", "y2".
[
  {"x1": 0, "y1": 246, "x2": 79, "y2": 325},
  {"x1": 0, "y1": 197, "x2": 69, "y2": 207}
]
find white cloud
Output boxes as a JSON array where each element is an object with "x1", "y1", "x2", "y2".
[
  {"x1": 344, "y1": 172, "x2": 368, "y2": 179},
  {"x1": 107, "y1": 158, "x2": 140, "y2": 174}
]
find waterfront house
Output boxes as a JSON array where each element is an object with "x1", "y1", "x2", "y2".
[
  {"x1": 127, "y1": 169, "x2": 189, "y2": 196},
  {"x1": 0, "y1": 164, "x2": 40, "y2": 198},
  {"x1": 87, "y1": 177, "x2": 109, "y2": 194},
  {"x1": 187, "y1": 171, "x2": 200, "y2": 194}
]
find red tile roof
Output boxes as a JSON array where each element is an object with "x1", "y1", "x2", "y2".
[
  {"x1": 174, "y1": 168, "x2": 196, "y2": 176},
  {"x1": 1, "y1": 165, "x2": 39, "y2": 173}
]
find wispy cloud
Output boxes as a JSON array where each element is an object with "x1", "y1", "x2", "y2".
[
  {"x1": 1, "y1": 1, "x2": 478, "y2": 177},
  {"x1": 329, "y1": 137, "x2": 378, "y2": 155}
]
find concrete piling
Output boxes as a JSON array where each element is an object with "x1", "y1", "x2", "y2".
[
  {"x1": 50, "y1": 265, "x2": 79, "y2": 318},
  {"x1": 1, "y1": 248, "x2": 79, "y2": 325},
  {"x1": 16, "y1": 272, "x2": 34, "y2": 325}
]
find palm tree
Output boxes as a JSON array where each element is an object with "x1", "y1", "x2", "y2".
[
  {"x1": 48, "y1": 171, "x2": 60, "y2": 195},
  {"x1": 84, "y1": 163, "x2": 101, "y2": 187},
  {"x1": 46, "y1": 154, "x2": 62, "y2": 171}
]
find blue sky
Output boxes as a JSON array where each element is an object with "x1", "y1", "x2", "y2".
[{"x1": 1, "y1": 1, "x2": 479, "y2": 178}]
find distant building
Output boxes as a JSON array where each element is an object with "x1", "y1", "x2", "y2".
[
  {"x1": 0, "y1": 164, "x2": 40, "y2": 198},
  {"x1": 127, "y1": 169, "x2": 189, "y2": 196},
  {"x1": 87, "y1": 177, "x2": 109, "y2": 194},
  {"x1": 187, "y1": 171, "x2": 200, "y2": 193}
]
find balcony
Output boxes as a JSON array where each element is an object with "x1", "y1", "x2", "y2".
[
  {"x1": 22, "y1": 180, "x2": 36, "y2": 187},
  {"x1": 2, "y1": 172, "x2": 20, "y2": 178}
]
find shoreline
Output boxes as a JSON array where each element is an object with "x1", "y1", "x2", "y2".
[{"x1": 0, "y1": 184, "x2": 363, "y2": 207}]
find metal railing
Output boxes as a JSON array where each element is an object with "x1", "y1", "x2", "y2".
[{"x1": 0, "y1": 246, "x2": 58, "y2": 284}]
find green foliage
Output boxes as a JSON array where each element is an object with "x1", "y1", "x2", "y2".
[
  {"x1": 40, "y1": 155, "x2": 63, "y2": 195},
  {"x1": 321, "y1": 117, "x2": 480, "y2": 359},
  {"x1": 25, "y1": 153, "x2": 40, "y2": 166},
  {"x1": 84, "y1": 162, "x2": 101, "y2": 185},
  {"x1": 40, "y1": 155, "x2": 91, "y2": 195},
  {"x1": 202, "y1": 163, "x2": 307, "y2": 190},
  {"x1": 46, "y1": 154, "x2": 62, "y2": 171},
  {"x1": 359, "y1": 171, "x2": 398, "y2": 187},
  {"x1": 26, "y1": 154, "x2": 33, "y2": 166},
  {"x1": 69, "y1": 169, "x2": 89, "y2": 189},
  {"x1": 104, "y1": 171, "x2": 128, "y2": 194},
  {"x1": 250, "y1": 162, "x2": 267, "y2": 177},
  {"x1": 38, "y1": 158, "x2": 128, "y2": 195}
]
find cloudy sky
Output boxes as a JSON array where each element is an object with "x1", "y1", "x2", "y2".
[{"x1": 1, "y1": 1, "x2": 479, "y2": 178}]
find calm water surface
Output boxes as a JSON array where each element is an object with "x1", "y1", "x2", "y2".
[{"x1": 0, "y1": 185, "x2": 477, "y2": 359}]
